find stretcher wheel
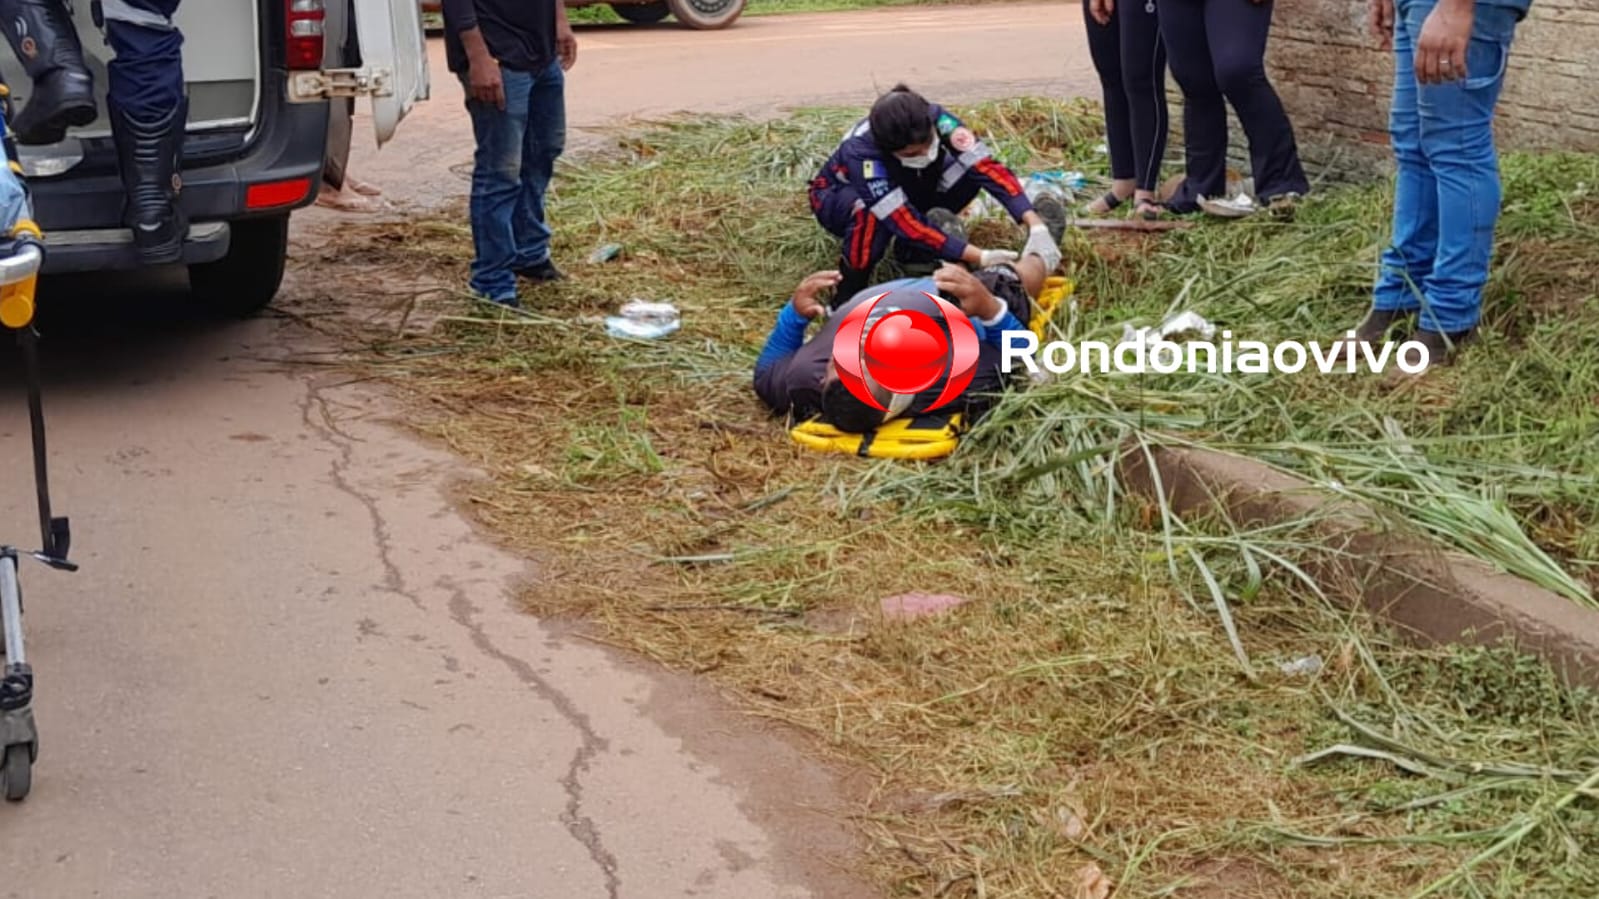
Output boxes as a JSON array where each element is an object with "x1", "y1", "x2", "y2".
[{"x1": 1, "y1": 742, "x2": 31, "y2": 801}]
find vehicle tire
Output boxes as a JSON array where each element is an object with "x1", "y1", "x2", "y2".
[
  {"x1": 2, "y1": 743, "x2": 31, "y2": 801},
  {"x1": 666, "y1": 0, "x2": 745, "y2": 29},
  {"x1": 189, "y1": 215, "x2": 289, "y2": 318},
  {"x1": 611, "y1": 1, "x2": 671, "y2": 23}
]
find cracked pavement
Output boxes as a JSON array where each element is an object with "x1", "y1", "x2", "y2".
[
  {"x1": 0, "y1": 6, "x2": 1089, "y2": 896},
  {"x1": 0, "y1": 310, "x2": 871, "y2": 896}
]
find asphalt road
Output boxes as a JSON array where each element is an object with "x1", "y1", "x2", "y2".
[{"x1": 0, "y1": 6, "x2": 1094, "y2": 896}]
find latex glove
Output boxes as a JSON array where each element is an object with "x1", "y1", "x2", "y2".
[
  {"x1": 978, "y1": 248, "x2": 1019, "y2": 269},
  {"x1": 1024, "y1": 224, "x2": 1062, "y2": 271}
]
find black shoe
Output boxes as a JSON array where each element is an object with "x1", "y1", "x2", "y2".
[
  {"x1": 1354, "y1": 307, "x2": 1414, "y2": 343},
  {"x1": 110, "y1": 98, "x2": 188, "y2": 265},
  {"x1": 515, "y1": 259, "x2": 565, "y2": 283},
  {"x1": 1330, "y1": 307, "x2": 1414, "y2": 364},
  {"x1": 923, "y1": 207, "x2": 968, "y2": 245},
  {"x1": 0, "y1": 0, "x2": 98, "y2": 145},
  {"x1": 1034, "y1": 193, "x2": 1068, "y2": 245},
  {"x1": 1411, "y1": 327, "x2": 1475, "y2": 369}
]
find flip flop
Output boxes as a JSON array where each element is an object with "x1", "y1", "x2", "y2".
[
  {"x1": 1133, "y1": 198, "x2": 1165, "y2": 221},
  {"x1": 1265, "y1": 192, "x2": 1302, "y2": 219}
]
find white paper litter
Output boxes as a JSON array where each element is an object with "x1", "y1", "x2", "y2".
[
  {"x1": 605, "y1": 299, "x2": 681, "y2": 339},
  {"x1": 1118, "y1": 310, "x2": 1218, "y2": 349}
]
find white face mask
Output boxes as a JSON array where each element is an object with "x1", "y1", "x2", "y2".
[{"x1": 898, "y1": 140, "x2": 940, "y2": 170}]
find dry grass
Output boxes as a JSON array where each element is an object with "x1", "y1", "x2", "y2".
[{"x1": 287, "y1": 100, "x2": 1599, "y2": 898}]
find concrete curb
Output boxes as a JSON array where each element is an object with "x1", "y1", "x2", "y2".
[{"x1": 1117, "y1": 444, "x2": 1599, "y2": 687}]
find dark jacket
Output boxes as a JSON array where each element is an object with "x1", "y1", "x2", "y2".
[
  {"x1": 808, "y1": 104, "x2": 1033, "y2": 263},
  {"x1": 441, "y1": 0, "x2": 558, "y2": 75}
]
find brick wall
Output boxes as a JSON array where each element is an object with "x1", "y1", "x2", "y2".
[{"x1": 1166, "y1": 0, "x2": 1599, "y2": 183}]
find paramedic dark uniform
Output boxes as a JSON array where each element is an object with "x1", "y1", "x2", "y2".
[
  {"x1": 0, "y1": 0, "x2": 187, "y2": 262},
  {"x1": 102, "y1": 0, "x2": 185, "y2": 123},
  {"x1": 808, "y1": 105, "x2": 1034, "y2": 299}
]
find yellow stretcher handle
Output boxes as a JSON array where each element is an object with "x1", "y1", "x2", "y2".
[
  {"x1": 1029, "y1": 276, "x2": 1074, "y2": 339},
  {"x1": 0, "y1": 219, "x2": 44, "y2": 329}
]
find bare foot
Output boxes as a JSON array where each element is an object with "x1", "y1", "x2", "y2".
[
  {"x1": 1083, "y1": 179, "x2": 1136, "y2": 216},
  {"x1": 346, "y1": 176, "x2": 383, "y2": 197},
  {"x1": 315, "y1": 187, "x2": 382, "y2": 213}
]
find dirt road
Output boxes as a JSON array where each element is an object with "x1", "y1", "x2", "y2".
[
  {"x1": 0, "y1": 7, "x2": 1092, "y2": 896},
  {"x1": 339, "y1": 3, "x2": 1098, "y2": 207}
]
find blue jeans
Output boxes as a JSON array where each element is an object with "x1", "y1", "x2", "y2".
[
  {"x1": 1373, "y1": 0, "x2": 1519, "y2": 334},
  {"x1": 463, "y1": 60, "x2": 567, "y2": 302}
]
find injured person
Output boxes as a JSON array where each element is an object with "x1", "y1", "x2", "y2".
[{"x1": 753, "y1": 250, "x2": 1050, "y2": 434}]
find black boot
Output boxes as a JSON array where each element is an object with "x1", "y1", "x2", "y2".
[
  {"x1": 110, "y1": 98, "x2": 187, "y2": 265},
  {"x1": 0, "y1": 0, "x2": 97, "y2": 145}
]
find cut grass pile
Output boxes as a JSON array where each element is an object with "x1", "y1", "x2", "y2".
[{"x1": 300, "y1": 98, "x2": 1599, "y2": 898}]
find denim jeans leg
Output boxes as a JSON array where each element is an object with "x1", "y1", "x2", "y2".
[
  {"x1": 464, "y1": 68, "x2": 534, "y2": 302},
  {"x1": 1414, "y1": 4, "x2": 1518, "y2": 333},
  {"x1": 512, "y1": 60, "x2": 567, "y2": 271},
  {"x1": 1374, "y1": 0, "x2": 1436, "y2": 314}
]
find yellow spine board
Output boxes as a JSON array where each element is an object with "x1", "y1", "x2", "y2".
[
  {"x1": 790, "y1": 414, "x2": 964, "y2": 460},
  {"x1": 788, "y1": 277, "x2": 1072, "y2": 460}
]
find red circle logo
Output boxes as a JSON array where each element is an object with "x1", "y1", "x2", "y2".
[{"x1": 830, "y1": 290, "x2": 980, "y2": 414}]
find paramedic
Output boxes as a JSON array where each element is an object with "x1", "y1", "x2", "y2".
[
  {"x1": 809, "y1": 84, "x2": 1065, "y2": 305},
  {"x1": 1, "y1": 0, "x2": 189, "y2": 264}
]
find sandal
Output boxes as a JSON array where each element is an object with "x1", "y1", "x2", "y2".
[
  {"x1": 1083, "y1": 190, "x2": 1128, "y2": 217},
  {"x1": 1265, "y1": 192, "x2": 1302, "y2": 220},
  {"x1": 1133, "y1": 198, "x2": 1165, "y2": 221}
]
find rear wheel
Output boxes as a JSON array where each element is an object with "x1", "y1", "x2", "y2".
[
  {"x1": 189, "y1": 215, "x2": 289, "y2": 318},
  {"x1": 2, "y1": 743, "x2": 31, "y2": 801},
  {"x1": 611, "y1": 1, "x2": 671, "y2": 22},
  {"x1": 666, "y1": 0, "x2": 745, "y2": 29}
]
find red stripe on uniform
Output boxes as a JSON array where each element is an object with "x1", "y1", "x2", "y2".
[
  {"x1": 976, "y1": 159, "x2": 1023, "y2": 197},
  {"x1": 849, "y1": 207, "x2": 875, "y2": 268},
  {"x1": 891, "y1": 208, "x2": 947, "y2": 251}
]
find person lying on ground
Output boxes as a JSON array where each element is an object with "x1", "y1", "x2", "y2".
[
  {"x1": 753, "y1": 251, "x2": 1049, "y2": 434},
  {"x1": 808, "y1": 84, "x2": 1066, "y2": 305}
]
